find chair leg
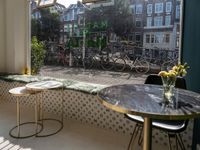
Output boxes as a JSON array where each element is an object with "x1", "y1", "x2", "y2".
[
  {"x1": 167, "y1": 134, "x2": 173, "y2": 150},
  {"x1": 127, "y1": 123, "x2": 140, "y2": 150},
  {"x1": 177, "y1": 134, "x2": 186, "y2": 150},
  {"x1": 138, "y1": 125, "x2": 143, "y2": 146}
]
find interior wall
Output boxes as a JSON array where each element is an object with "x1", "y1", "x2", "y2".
[
  {"x1": 0, "y1": 0, "x2": 6, "y2": 71},
  {"x1": 0, "y1": 0, "x2": 29, "y2": 74}
]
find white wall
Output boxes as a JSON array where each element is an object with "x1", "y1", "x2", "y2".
[
  {"x1": 0, "y1": 0, "x2": 6, "y2": 71},
  {"x1": 0, "y1": 0, "x2": 30, "y2": 73}
]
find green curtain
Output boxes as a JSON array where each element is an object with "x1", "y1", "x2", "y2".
[{"x1": 182, "y1": 0, "x2": 200, "y2": 93}]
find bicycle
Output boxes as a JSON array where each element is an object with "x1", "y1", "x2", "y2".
[
  {"x1": 83, "y1": 48, "x2": 115, "y2": 71},
  {"x1": 113, "y1": 51, "x2": 150, "y2": 74},
  {"x1": 56, "y1": 44, "x2": 70, "y2": 66}
]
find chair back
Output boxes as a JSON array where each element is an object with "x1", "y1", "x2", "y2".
[{"x1": 144, "y1": 74, "x2": 187, "y2": 89}]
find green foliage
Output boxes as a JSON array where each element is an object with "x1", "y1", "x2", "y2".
[
  {"x1": 31, "y1": 9, "x2": 61, "y2": 42},
  {"x1": 85, "y1": 0, "x2": 133, "y2": 39},
  {"x1": 31, "y1": 36, "x2": 46, "y2": 74}
]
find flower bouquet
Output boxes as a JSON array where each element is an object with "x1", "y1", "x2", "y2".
[{"x1": 158, "y1": 63, "x2": 189, "y2": 104}]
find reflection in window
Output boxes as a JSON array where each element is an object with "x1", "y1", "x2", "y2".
[
  {"x1": 176, "y1": 5, "x2": 180, "y2": 19},
  {"x1": 147, "y1": 17, "x2": 152, "y2": 27},
  {"x1": 164, "y1": 34, "x2": 170, "y2": 43},
  {"x1": 147, "y1": 4, "x2": 152, "y2": 15},
  {"x1": 130, "y1": 4, "x2": 135, "y2": 14},
  {"x1": 154, "y1": 16, "x2": 163, "y2": 27},
  {"x1": 155, "y1": 33, "x2": 163, "y2": 43},
  {"x1": 165, "y1": 15, "x2": 171, "y2": 26},
  {"x1": 136, "y1": 19, "x2": 142, "y2": 27},
  {"x1": 146, "y1": 34, "x2": 150, "y2": 43},
  {"x1": 135, "y1": 33, "x2": 141, "y2": 42},
  {"x1": 155, "y1": 3, "x2": 163, "y2": 13},
  {"x1": 166, "y1": 2, "x2": 172, "y2": 13},
  {"x1": 136, "y1": 4, "x2": 143, "y2": 14},
  {"x1": 151, "y1": 34, "x2": 155, "y2": 43}
]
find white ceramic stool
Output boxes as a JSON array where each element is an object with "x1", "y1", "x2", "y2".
[{"x1": 9, "y1": 86, "x2": 43, "y2": 138}]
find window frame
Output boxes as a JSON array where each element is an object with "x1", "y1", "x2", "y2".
[
  {"x1": 154, "y1": 16, "x2": 163, "y2": 27},
  {"x1": 166, "y1": 1, "x2": 172, "y2": 13},
  {"x1": 155, "y1": 3, "x2": 163, "y2": 14},
  {"x1": 165, "y1": 15, "x2": 171, "y2": 26},
  {"x1": 136, "y1": 4, "x2": 143, "y2": 14},
  {"x1": 147, "y1": 4, "x2": 153, "y2": 15}
]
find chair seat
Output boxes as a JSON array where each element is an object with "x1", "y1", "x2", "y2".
[{"x1": 125, "y1": 114, "x2": 186, "y2": 132}]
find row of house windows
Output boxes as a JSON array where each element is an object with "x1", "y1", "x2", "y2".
[
  {"x1": 146, "y1": 15, "x2": 171, "y2": 27},
  {"x1": 145, "y1": 33, "x2": 170, "y2": 44},
  {"x1": 132, "y1": 1, "x2": 173, "y2": 15}
]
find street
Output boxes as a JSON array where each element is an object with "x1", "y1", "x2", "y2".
[{"x1": 40, "y1": 66, "x2": 147, "y2": 85}]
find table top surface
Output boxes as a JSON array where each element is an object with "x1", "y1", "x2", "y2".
[
  {"x1": 26, "y1": 80, "x2": 63, "y2": 91},
  {"x1": 9, "y1": 86, "x2": 30, "y2": 96},
  {"x1": 98, "y1": 84, "x2": 200, "y2": 120}
]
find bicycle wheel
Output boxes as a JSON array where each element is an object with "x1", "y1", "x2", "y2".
[
  {"x1": 161, "y1": 61, "x2": 176, "y2": 71},
  {"x1": 83, "y1": 56, "x2": 93, "y2": 69},
  {"x1": 135, "y1": 60, "x2": 150, "y2": 74},
  {"x1": 114, "y1": 58, "x2": 126, "y2": 72},
  {"x1": 100, "y1": 57, "x2": 115, "y2": 71},
  {"x1": 63, "y1": 55, "x2": 70, "y2": 66}
]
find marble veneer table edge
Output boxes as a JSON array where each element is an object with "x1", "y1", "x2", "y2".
[{"x1": 97, "y1": 84, "x2": 200, "y2": 120}]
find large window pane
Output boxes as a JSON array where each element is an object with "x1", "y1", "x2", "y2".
[{"x1": 31, "y1": 0, "x2": 182, "y2": 79}]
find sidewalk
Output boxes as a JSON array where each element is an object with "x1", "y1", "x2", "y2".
[{"x1": 40, "y1": 66, "x2": 147, "y2": 85}]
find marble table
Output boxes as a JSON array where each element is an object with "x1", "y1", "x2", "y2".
[
  {"x1": 98, "y1": 84, "x2": 200, "y2": 150},
  {"x1": 26, "y1": 80, "x2": 64, "y2": 137}
]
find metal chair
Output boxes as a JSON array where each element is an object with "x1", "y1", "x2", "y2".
[{"x1": 126, "y1": 74, "x2": 188, "y2": 150}]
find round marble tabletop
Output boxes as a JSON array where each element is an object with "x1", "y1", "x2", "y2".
[
  {"x1": 98, "y1": 84, "x2": 200, "y2": 120},
  {"x1": 9, "y1": 86, "x2": 31, "y2": 96},
  {"x1": 26, "y1": 80, "x2": 63, "y2": 91}
]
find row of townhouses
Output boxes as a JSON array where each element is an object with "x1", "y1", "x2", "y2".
[{"x1": 31, "y1": 0, "x2": 181, "y2": 52}]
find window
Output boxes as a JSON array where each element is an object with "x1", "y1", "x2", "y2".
[
  {"x1": 166, "y1": 2, "x2": 172, "y2": 13},
  {"x1": 146, "y1": 34, "x2": 150, "y2": 43},
  {"x1": 136, "y1": 19, "x2": 142, "y2": 27},
  {"x1": 165, "y1": 15, "x2": 171, "y2": 26},
  {"x1": 135, "y1": 33, "x2": 141, "y2": 42},
  {"x1": 151, "y1": 34, "x2": 155, "y2": 43},
  {"x1": 164, "y1": 34, "x2": 170, "y2": 43},
  {"x1": 176, "y1": 5, "x2": 180, "y2": 19},
  {"x1": 155, "y1": 3, "x2": 163, "y2": 13},
  {"x1": 155, "y1": 33, "x2": 163, "y2": 43},
  {"x1": 147, "y1": 17, "x2": 152, "y2": 27},
  {"x1": 154, "y1": 16, "x2": 163, "y2": 27},
  {"x1": 147, "y1": 4, "x2": 152, "y2": 15},
  {"x1": 136, "y1": 4, "x2": 143, "y2": 14},
  {"x1": 130, "y1": 4, "x2": 135, "y2": 14}
]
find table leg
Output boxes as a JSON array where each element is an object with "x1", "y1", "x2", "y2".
[
  {"x1": 17, "y1": 97, "x2": 20, "y2": 137},
  {"x1": 143, "y1": 117, "x2": 152, "y2": 150}
]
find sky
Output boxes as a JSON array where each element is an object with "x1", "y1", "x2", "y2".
[{"x1": 57, "y1": 0, "x2": 79, "y2": 7}]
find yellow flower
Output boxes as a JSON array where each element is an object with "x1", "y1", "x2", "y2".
[
  {"x1": 159, "y1": 62, "x2": 189, "y2": 77},
  {"x1": 159, "y1": 71, "x2": 168, "y2": 77}
]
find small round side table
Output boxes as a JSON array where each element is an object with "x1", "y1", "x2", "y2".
[
  {"x1": 26, "y1": 80, "x2": 64, "y2": 137},
  {"x1": 9, "y1": 86, "x2": 43, "y2": 139}
]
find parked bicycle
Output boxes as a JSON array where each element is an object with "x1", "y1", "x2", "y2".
[
  {"x1": 56, "y1": 44, "x2": 70, "y2": 66},
  {"x1": 83, "y1": 48, "x2": 115, "y2": 71},
  {"x1": 113, "y1": 51, "x2": 150, "y2": 74}
]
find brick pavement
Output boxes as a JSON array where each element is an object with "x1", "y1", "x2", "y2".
[{"x1": 40, "y1": 66, "x2": 148, "y2": 85}]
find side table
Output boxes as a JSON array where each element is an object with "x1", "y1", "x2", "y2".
[
  {"x1": 26, "y1": 80, "x2": 64, "y2": 137},
  {"x1": 9, "y1": 86, "x2": 43, "y2": 138}
]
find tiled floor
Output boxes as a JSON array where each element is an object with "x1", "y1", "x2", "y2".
[{"x1": 0, "y1": 101, "x2": 166, "y2": 150}]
